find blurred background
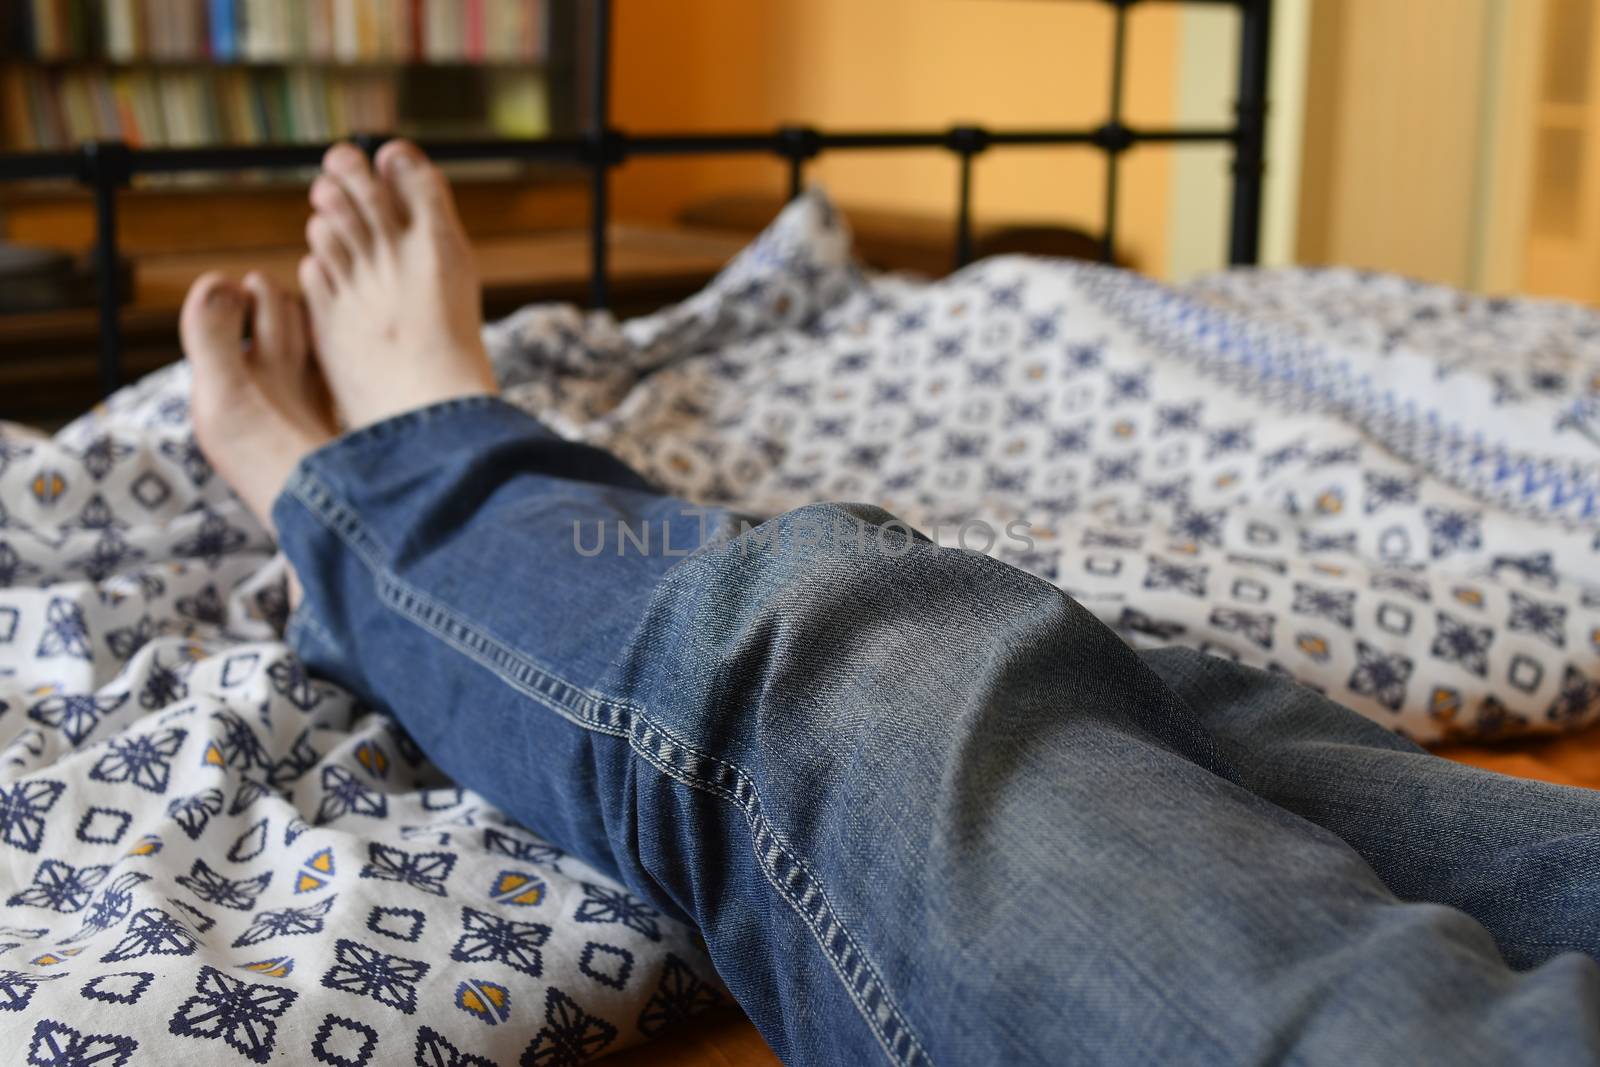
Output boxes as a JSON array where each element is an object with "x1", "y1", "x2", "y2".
[{"x1": 0, "y1": 0, "x2": 1588, "y2": 415}]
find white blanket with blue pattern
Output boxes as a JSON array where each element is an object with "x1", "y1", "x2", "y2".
[
  {"x1": 488, "y1": 190, "x2": 1600, "y2": 744},
  {"x1": 0, "y1": 378, "x2": 724, "y2": 1063}
]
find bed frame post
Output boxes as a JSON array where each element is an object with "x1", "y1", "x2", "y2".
[
  {"x1": 82, "y1": 141, "x2": 131, "y2": 398},
  {"x1": 778, "y1": 126, "x2": 821, "y2": 202},
  {"x1": 949, "y1": 126, "x2": 990, "y2": 271},
  {"x1": 588, "y1": 0, "x2": 614, "y2": 310},
  {"x1": 1229, "y1": 0, "x2": 1272, "y2": 266},
  {"x1": 956, "y1": 152, "x2": 976, "y2": 269},
  {"x1": 1101, "y1": 0, "x2": 1132, "y2": 266}
]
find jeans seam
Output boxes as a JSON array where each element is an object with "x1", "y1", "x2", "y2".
[
  {"x1": 284, "y1": 603, "x2": 337, "y2": 652},
  {"x1": 286, "y1": 468, "x2": 935, "y2": 1067},
  {"x1": 310, "y1": 395, "x2": 506, "y2": 455}
]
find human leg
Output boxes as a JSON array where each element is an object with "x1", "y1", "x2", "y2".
[
  {"x1": 1148, "y1": 649, "x2": 1600, "y2": 971},
  {"x1": 270, "y1": 394, "x2": 1600, "y2": 1067}
]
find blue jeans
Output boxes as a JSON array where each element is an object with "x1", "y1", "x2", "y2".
[{"x1": 274, "y1": 397, "x2": 1600, "y2": 1066}]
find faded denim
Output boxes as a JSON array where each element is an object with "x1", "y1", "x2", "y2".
[{"x1": 275, "y1": 396, "x2": 1600, "y2": 1066}]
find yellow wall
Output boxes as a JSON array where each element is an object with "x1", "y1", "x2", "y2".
[
  {"x1": 1295, "y1": 0, "x2": 1497, "y2": 290},
  {"x1": 612, "y1": 0, "x2": 784, "y2": 220},
  {"x1": 613, "y1": 0, "x2": 1182, "y2": 273}
]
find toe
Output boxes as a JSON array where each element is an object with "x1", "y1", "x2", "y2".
[
  {"x1": 243, "y1": 271, "x2": 305, "y2": 368},
  {"x1": 323, "y1": 141, "x2": 400, "y2": 239},
  {"x1": 375, "y1": 139, "x2": 461, "y2": 232},
  {"x1": 297, "y1": 252, "x2": 335, "y2": 317},
  {"x1": 310, "y1": 175, "x2": 373, "y2": 259},
  {"x1": 285, "y1": 291, "x2": 310, "y2": 362},
  {"x1": 306, "y1": 214, "x2": 353, "y2": 281},
  {"x1": 180, "y1": 272, "x2": 249, "y2": 386}
]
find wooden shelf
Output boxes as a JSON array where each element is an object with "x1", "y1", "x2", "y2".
[
  {"x1": 133, "y1": 223, "x2": 747, "y2": 307},
  {"x1": 1, "y1": 56, "x2": 553, "y2": 70},
  {"x1": 0, "y1": 224, "x2": 749, "y2": 423},
  {"x1": 1, "y1": 163, "x2": 582, "y2": 205},
  {"x1": 1, "y1": 171, "x2": 589, "y2": 255}
]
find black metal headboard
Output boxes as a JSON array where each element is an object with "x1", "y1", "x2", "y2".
[{"x1": 0, "y1": 0, "x2": 1272, "y2": 399}]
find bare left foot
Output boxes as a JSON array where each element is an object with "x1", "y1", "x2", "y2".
[{"x1": 181, "y1": 270, "x2": 336, "y2": 535}]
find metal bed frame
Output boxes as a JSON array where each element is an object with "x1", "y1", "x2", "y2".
[{"x1": 0, "y1": 0, "x2": 1271, "y2": 399}]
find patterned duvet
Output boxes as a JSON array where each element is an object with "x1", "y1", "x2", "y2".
[
  {"x1": 3, "y1": 189, "x2": 1600, "y2": 1064},
  {"x1": 488, "y1": 191, "x2": 1600, "y2": 744},
  {"x1": 0, "y1": 369, "x2": 724, "y2": 1060}
]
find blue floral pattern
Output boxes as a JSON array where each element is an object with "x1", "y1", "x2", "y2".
[{"x1": 0, "y1": 357, "x2": 724, "y2": 1061}]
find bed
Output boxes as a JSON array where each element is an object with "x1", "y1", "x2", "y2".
[
  {"x1": 5, "y1": 187, "x2": 1600, "y2": 1064},
  {"x1": 6, "y1": 1, "x2": 1600, "y2": 1064}
]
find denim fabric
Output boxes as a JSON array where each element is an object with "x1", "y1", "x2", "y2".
[{"x1": 274, "y1": 397, "x2": 1600, "y2": 1067}]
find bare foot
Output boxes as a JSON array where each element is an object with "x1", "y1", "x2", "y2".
[
  {"x1": 181, "y1": 270, "x2": 336, "y2": 535},
  {"x1": 300, "y1": 140, "x2": 497, "y2": 429}
]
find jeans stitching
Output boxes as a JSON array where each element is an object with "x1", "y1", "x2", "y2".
[
  {"x1": 287, "y1": 468, "x2": 934, "y2": 1067},
  {"x1": 306, "y1": 395, "x2": 506, "y2": 455},
  {"x1": 381, "y1": 579, "x2": 632, "y2": 727},
  {"x1": 620, "y1": 721, "x2": 924, "y2": 1066},
  {"x1": 284, "y1": 603, "x2": 336, "y2": 652},
  {"x1": 288, "y1": 468, "x2": 644, "y2": 727},
  {"x1": 288, "y1": 471, "x2": 630, "y2": 731}
]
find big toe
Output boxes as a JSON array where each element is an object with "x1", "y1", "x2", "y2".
[
  {"x1": 375, "y1": 139, "x2": 459, "y2": 231},
  {"x1": 180, "y1": 272, "x2": 249, "y2": 386},
  {"x1": 323, "y1": 141, "x2": 399, "y2": 238}
]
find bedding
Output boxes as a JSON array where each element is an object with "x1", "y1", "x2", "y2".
[
  {"x1": 0, "y1": 384, "x2": 725, "y2": 1063},
  {"x1": 3, "y1": 188, "x2": 1600, "y2": 1067},
  {"x1": 486, "y1": 190, "x2": 1600, "y2": 745}
]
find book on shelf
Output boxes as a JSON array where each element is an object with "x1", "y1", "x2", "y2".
[
  {"x1": 1, "y1": 63, "x2": 548, "y2": 149},
  {"x1": 0, "y1": 0, "x2": 554, "y2": 153},
  {"x1": 6, "y1": 0, "x2": 546, "y2": 64}
]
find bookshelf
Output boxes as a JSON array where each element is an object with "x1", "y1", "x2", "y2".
[
  {"x1": 0, "y1": 1, "x2": 576, "y2": 154},
  {"x1": 0, "y1": 0, "x2": 594, "y2": 255}
]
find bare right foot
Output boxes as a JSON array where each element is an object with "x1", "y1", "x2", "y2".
[{"x1": 299, "y1": 140, "x2": 497, "y2": 429}]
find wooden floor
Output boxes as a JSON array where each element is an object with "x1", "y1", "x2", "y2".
[
  {"x1": 604, "y1": 1010, "x2": 780, "y2": 1065},
  {"x1": 1434, "y1": 721, "x2": 1600, "y2": 790}
]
